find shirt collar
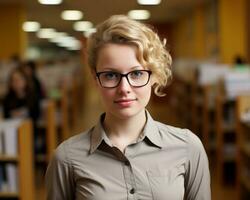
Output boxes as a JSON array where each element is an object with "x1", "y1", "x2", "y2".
[
  {"x1": 142, "y1": 110, "x2": 163, "y2": 148},
  {"x1": 90, "y1": 113, "x2": 112, "y2": 154},
  {"x1": 90, "y1": 110, "x2": 163, "y2": 154}
]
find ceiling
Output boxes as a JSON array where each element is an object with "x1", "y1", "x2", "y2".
[{"x1": 1, "y1": 0, "x2": 210, "y2": 46}]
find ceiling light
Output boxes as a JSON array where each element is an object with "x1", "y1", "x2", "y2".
[
  {"x1": 128, "y1": 10, "x2": 151, "y2": 20},
  {"x1": 22, "y1": 21, "x2": 40, "y2": 32},
  {"x1": 38, "y1": 0, "x2": 62, "y2": 5},
  {"x1": 37, "y1": 28, "x2": 56, "y2": 39},
  {"x1": 83, "y1": 28, "x2": 96, "y2": 38},
  {"x1": 67, "y1": 41, "x2": 82, "y2": 50},
  {"x1": 73, "y1": 21, "x2": 93, "y2": 31},
  {"x1": 137, "y1": 0, "x2": 161, "y2": 5},
  {"x1": 49, "y1": 32, "x2": 68, "y2": 43},
  {"x1": 56, "y1": 36, "x2": 82, "y2": 50},
  {"x1": 67, "y1": 45, "x2": 82, "y2": 51},
  {"x1": 57, "y1": 36, "x2": 77, "y2": 46},
  {"x1": 61, "y1": 10, "x2": 83, "y2": 21}
]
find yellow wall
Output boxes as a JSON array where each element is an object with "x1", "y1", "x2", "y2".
[
  {"x1": 193, "y1": 6, "x2": 206, "y2": 59},
  {"x1": 218, "y1": 0, "x2": 247, "y2": 63},
  {"x1": 172, "y1": 5, "x2": 206, "y2": 59},
  {"x1": 172, "y1": 0, "x2": 248, "y2": 63},
  {"x1": 0, "y1": 4, "x2": 27, "y2": 60},
  {"x1": 173, "y1": 17, "x2": 189, "y2": 58}
]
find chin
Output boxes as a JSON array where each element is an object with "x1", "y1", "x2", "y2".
[{"x1": 110, "y1": 107, "x2": 144, "y2": 120}]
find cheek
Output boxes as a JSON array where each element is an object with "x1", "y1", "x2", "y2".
[
  {"x1": 98, "y1": 88, "x2": 114, "y2": 102},
  {"x1": 137, "y1": 86, "x2": 152, "y2": 101}
]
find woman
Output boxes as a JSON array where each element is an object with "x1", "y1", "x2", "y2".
[
  {"x1": 22, "y1": 60, "x2": 45, "y2": 100},
  {"x1": 3, "y1": 67, "x2": 42, "y2": 153},
  {"x1": 3, "y1": 67, "x2": 40, "y2": 121},
  {"x1": 46, "y1": 15, "x2": 211, "y2": 200}
]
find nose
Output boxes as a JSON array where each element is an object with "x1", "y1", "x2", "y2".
[{"x1": 117, "y1": 76, "x2": 131, "y2": 94}]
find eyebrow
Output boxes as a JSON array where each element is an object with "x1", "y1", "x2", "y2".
[{"x1": 100, "y1": 66, "x2": 143, "y2": 72}]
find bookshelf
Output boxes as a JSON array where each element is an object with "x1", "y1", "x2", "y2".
[
  {"x1": 36, "y1": 90, "x2": 71, "y2": 165},
  {"x1": 36, "y1": 99, "x2": 57, "y2": 164},
  {"x1": 195, "y1": 84, "x2": 219, "y2": 153},
  {"x1": 46, "y1": 100, "x2": 57, "y2": 161},
  {"x1": 215, "y1": 69, "x2": 250, "y2": 184},
  {"x1": 61, "y1": 86, "x2": 70, "y2": 141},
  {"x1": 215, "y1": 94, "x2": 237, "y2": 184},
  {"x1": 190, "y1": 79, "x2": 207, "y2": 138},
  {"x1": 191, "y1": 84, "x2": 212, "y2": 150},
  {"x1": 172, "y1": 78, "x2": 193, "y2": 129},
  {"x1": 236, "y1": 95, "x2": 250, "y2": 199},
  {"x1": 192, "y1": 64, "x2": 230, "y2": 153},
  {"x1": 0, "y1": 119, "x2": 35, "y2": 200}
]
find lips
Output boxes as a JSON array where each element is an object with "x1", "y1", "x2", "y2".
[
  {"x1": 114, "y1": 98, "x2": 137, "y2": 107},
  {"x1": 114, "y1": 98, "x2": 136, "y2": 103}
]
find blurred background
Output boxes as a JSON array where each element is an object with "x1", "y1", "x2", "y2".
[{"x1": 0, "y1": 0, "x2": 250, "y2": 199}]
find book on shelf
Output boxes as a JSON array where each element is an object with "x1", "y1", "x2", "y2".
[
  {"x1": 0, "y1": 163, "x2": 18, "y2": 193},
  {"x1": 224, "y1": 70, "x2": 250, "y2": 100},
  {"x1": 6, "y1": 163, "x2": 18, "y2": 193},
  {"x1": 0, "y1": 119, "x2": 22, "y2": 157},
  {"x1": 241, "y1": 110, "x2": 250, "y2": 123},
  {"x1": 0, "y1": 119, "x2": 22, "y2": 194},
  {"x1": 198, "y1": 64, "x2": 230, "y2": 86}
]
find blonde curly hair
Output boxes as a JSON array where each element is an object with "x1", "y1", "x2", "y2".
[{"x1": 87, "y1": 15, "x2": 172, "y2": 96}]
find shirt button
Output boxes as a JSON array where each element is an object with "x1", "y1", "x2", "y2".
[
  {"x1": 130, "y1": 188, "x2": 135, "y2": 194},
  {"x1": 124, "y1": 160, "x2": 130, "y2": 166}
]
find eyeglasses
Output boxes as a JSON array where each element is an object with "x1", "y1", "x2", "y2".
[{"x1": 96, "y1": 70, "x2": 152, "y2": 88}]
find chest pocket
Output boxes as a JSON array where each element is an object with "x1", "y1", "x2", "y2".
[{"x1": 146, "y1": 167, "x2": 185, "y2": 200}]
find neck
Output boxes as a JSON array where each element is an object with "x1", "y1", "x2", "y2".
[{"x1": 103, "y1": 109, "x2": 147, "y2": 148}]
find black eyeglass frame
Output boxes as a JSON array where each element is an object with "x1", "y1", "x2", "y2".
[{"x1": 95, "y1": 70, "x2": 152, "y2": 88}]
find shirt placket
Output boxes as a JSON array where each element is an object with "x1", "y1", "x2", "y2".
[
  {"x1": 123, "y1": 158, "x2": 138, "y2": 200},
  {"x1": 124, "y1": 146, "x2": 139, "y2": 200},
  {"x1": 112, "y1": 146, "x2": 138, "y2": 200}
]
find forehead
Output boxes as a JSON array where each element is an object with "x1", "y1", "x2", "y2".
[{"x1": 96, "y1": 43, "x2": 142, "y2": 71}]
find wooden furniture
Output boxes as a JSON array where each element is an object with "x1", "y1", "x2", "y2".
[
  {"x1": 45, "y1": 100, "x2": 57, "y2": 161},
  {"x1": 0, "y1": 119, "x2": 35, "y2": 200},
  {"x1": 36, "y1": 99, "x2": 57, "y2": 163},
  {"x1": 215, "y1": 94, "x2": 237, "y2": 184},
  {"x1": 192, "y1": 83, "x2": 218, "y2": 157},
  {"x1": 172, "y1": 78, "x2": 193, "y2": 129},
  {"x1": 190, "y1": 82, "x2": 208, "y2": 144},
  {"x1": 236, "y1": 95, "x2": 250, "y2": 199},
  {"x1": 193, "y1": 84, "x2": 218, "y2": 152},
  {"x1": 60, "y1": 86, "x2": 70, "y2": 141}
]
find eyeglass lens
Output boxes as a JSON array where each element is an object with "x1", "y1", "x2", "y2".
[{"x1": 97, "y1": 70, "x2": 151, "y2": 88}]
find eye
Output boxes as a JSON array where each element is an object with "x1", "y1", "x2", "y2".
[
  {"x1": 129, "y1": 70, "x2": 144, "y2": 79},
  {"x1": 103, "y1": 72, "x2": 119, "y2": 80}
]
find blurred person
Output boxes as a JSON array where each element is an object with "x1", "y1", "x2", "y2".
[
  {"x1": 3, "y1": 67, "x2": 43, "y2": 153},
  {"x1": 46, "y1": 15, "x2": 211, "y2": 200},
  {"x1": 234, "y1": 55, "x2": 246, "y2": 65},
  {"x1": 22, "y1": 60, "x2": 45, "y2": 100},
  {"x1": 8, "y1": 53, "x2": 21, "y2": 69},
  {"x1": 3, "y1": 67, "x2": 40, "y2": 120}
]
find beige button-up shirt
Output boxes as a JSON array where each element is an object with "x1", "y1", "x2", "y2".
[{"x1": 45, "y1": 111, "x2": 211, "y2": 200}]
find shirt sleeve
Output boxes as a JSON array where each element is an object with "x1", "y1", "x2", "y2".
[
  {"x1": 184, "y1": 130, "x2": 211, "y2": 200},
  {"x1": 45, "y1": 143, "x2": 75, "y2": 200}
]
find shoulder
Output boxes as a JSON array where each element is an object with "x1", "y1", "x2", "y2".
[
  {"x1": 53, "y1": 128, "x2": 93, "y2": 164},
  {"x1": 155, "y1": 121, "x2": 188, "y2": 143},
  {"x1": 155, "y1": 121, "x2": 204, "y2": 151}
]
